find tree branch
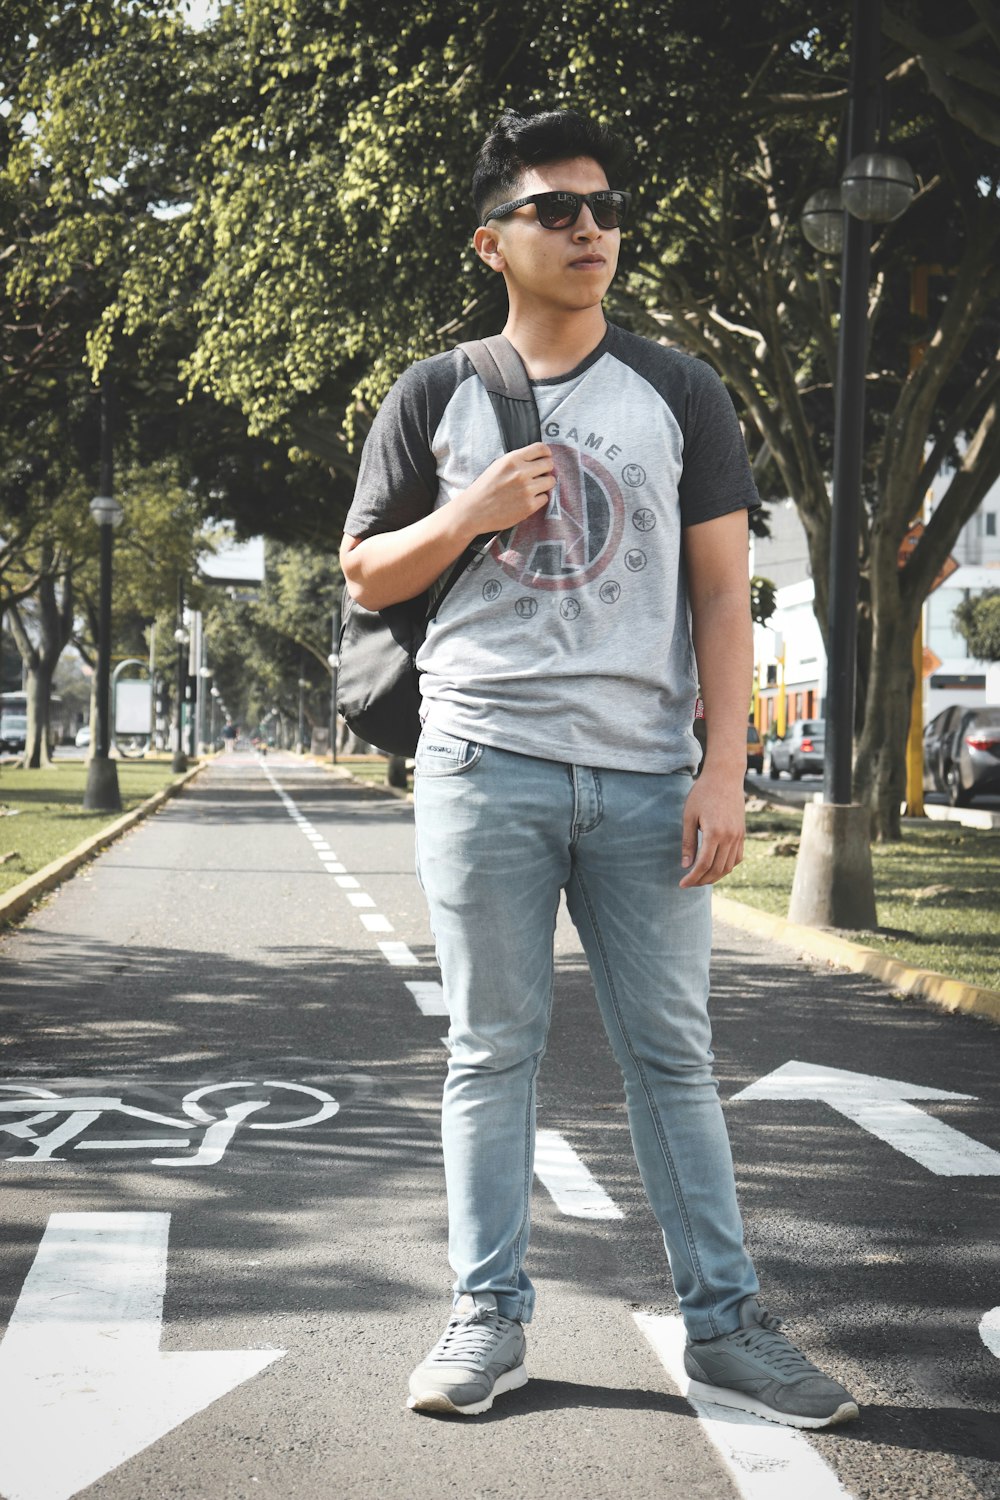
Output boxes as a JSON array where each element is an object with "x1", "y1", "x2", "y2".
[
  {"x1": 969, "y1": 0, "x2": 1000, "y2": 51},
  {"x1": 902, "y1": 394, "x2": 1000, "y2": 604},
  {"x1": 911, "y1": 350, "x2": 1000, "y2": 517}
]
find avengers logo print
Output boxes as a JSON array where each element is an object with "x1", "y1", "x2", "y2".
[{"x1": 492, "y1": 444, "x2": 625, "y2": 592}]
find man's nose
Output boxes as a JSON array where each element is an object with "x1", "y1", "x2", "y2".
[{"x1": 572, "y1": 209, "x2": 601, "y2": 240}]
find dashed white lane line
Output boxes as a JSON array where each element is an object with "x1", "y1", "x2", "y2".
[
  {"x1": 404, "y1": 981, "x2": 448, "y2": 1016},
  {"x1": 633, "y1": 1314, "x2": 854, "y2": 1500},
  {"x1": 981, "y1": 1306, "x2": 1000, "y2": 1359},
  {"x1": 378, "y1": 940, "x2": 420, "y2": 966},
  {"x1": 533, "y1": 1130, "x2": 623, "y2": 1219},
  {"x1": 261, "y1": 760, "x2": 417, "y2": 967}
]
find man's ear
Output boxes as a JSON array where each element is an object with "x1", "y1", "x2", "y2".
[{"x1": 473, "y1": 224, "x2": 506, "y2": 273}]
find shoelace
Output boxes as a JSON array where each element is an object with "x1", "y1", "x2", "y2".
[
  {"x1": 433, "y1": 1306, "x2": 510, "y2": 1363},
  {"x1": 727, "y1": 1322, "x2": 821, "y2": 1378}
]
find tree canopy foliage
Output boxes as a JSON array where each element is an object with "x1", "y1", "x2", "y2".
[
  {"x1": 954, "y1": 590, "x2": 1000, "y2": 663},
  {"x1": 4, "y1": 0, "x2": 999, "y2": 828}
]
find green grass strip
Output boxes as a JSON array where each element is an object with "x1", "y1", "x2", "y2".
[
  {"x1": 726, "y1": 807, "x2": 999, "y2": 993},
  {"x1": 0, "y1": 759, "x2": 187, "y2": 897}
]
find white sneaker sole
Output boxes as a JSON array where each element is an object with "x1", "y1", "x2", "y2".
[
  {"x1": 407, "y1": 1363, "x2": 528, "y2": 1416},
  {"x1": 686, "y1": 1379, "x2": 860, "y2": 1430}
]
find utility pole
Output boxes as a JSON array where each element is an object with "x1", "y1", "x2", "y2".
[
  {"x1": 788, "y1": 0, "x2": 879, "y2": 929},
  {"x1": 83, "y1": 373, "x2": 123, "y2": 812}
]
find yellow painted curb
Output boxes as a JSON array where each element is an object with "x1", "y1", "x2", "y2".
[
  {"x1": 0, "y1": 761, "x2": 207, "y2": 932},
  {"x1": 712, "y1": 892, "x2": 1000, "y2": 1026}
]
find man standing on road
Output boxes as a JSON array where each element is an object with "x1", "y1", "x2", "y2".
[{"x1": 340, "y1": 108, "x2": 858, "y2": 1430}]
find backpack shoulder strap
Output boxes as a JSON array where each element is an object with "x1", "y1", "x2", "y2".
[
  {"x1": 458, "y1": 336, "x2": 541, "y2": 451},
  {"x1": 429, "y1": 337, "x2": 542, "y2": 617}
]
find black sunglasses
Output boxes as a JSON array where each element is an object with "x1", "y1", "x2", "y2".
[{"x1": 484, "y1": 189, "x2": 631, "y2": 231}]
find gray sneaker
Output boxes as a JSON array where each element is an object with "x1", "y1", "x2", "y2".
[
  {"x1": 407, "y1": 1292, "x2": 528, "y2": 1416},
  {"x1": 684, "y1": 1295, "x2": 860, "y2": 1429}
]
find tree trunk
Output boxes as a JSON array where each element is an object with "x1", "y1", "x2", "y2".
[
  {"x1": 386, "y1": 754, "x2": 408, "y2": 788},
  {"x1": 7, "y1": 565, "x2": 74, "y2": 770},
  {"x1": 24, "y1": 660, "x2": 56, "y2": 768},
  {"x1": 853, "y1": 564, "x2": 919, "y2": 841},
  {"x1": 337, "y1": 721, "x2": 371, "y2": 755}
]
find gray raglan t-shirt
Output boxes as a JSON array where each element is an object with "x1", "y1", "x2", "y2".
[{"x1": 343, "y1": 321, "x2": 760, "y2": 773}]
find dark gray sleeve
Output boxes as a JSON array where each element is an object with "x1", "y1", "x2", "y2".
[
  {"x1": 343, "y1": 357, "x2": 456, "y2": 539},
  {"x1": 678, "y1": 361, "x2": 761, "y2": 528}
]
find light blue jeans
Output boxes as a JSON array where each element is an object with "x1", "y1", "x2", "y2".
[{"x1": 413, "y1": 729, "x2": 759, "y2": 1341}]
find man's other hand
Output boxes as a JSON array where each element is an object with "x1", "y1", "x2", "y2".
[{"x1": 679, "y1": 767, "x2": 746, "y2": 888}]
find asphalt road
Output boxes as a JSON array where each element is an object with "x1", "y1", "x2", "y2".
[{"x1": 0, "y1": 752, "x2": 998, "y2": 1500}]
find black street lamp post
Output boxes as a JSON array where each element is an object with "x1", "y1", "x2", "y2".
[
  {"x1": 83, "y1": 379, "x2": 123, "y2": 813},
  {"x1": 297, "y1": 664, "x2": 308, "y2": 754},
  {"x1": 172, "y1": 577, "x2": 188, "y2": 774},
  {"x1": 789, "y1": 0, "x2": 914, "y2": 929}
]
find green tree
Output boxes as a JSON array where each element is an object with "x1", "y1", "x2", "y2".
[
  {"x1": 954, "y1": 590, "x2": 1000, "y2": 662},
  {"x1": 195, "y1": 540, "x2": 341, "y2": 741},
  {"x1": 10, "y1": 0, "x2": 1000, "y2": 833}
]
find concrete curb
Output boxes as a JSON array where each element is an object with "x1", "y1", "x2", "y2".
[
  {"x1": 712, "y1": 891, "x2": 1000, "y2": 1026},
  {"x1": 0, "y1": 761, "x2": 207, "y2": 933}
]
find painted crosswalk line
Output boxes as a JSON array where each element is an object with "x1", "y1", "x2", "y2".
[
  {"x1": 378, "y1": 940, "x2": 420, "y2": 966},
  {"x1": 533, "y1": 1129, "x2": 623, "y2": 1219},
  {"x1": 404, "y1": 981, "x2": 448, "y2": 1016},
  {"x1": 633, "y1": 1313, "x2": 854, "y2": 1500}
]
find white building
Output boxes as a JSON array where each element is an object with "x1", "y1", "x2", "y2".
[{"x1": 751, "y1": 484, "x2": 1000, "y2": 733}]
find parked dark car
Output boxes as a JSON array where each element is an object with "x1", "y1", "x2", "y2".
[
  {"x1": 923, "y1": 703, "x2": 1000, "y2": 806},
  {"x1": 768, "y1": 718, "x2": 825, "y2": 780}
]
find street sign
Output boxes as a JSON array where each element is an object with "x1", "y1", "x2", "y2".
[
  {"x1": 897, "y1": 522, "x2": 959, "y2": 592},
  {"x1": 922, "y1": 646, "x2": 942, "y2": 678}
]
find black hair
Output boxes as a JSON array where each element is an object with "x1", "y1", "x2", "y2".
[{"x1": 472, "y1": 108, "x2": 629, "y2": 224}]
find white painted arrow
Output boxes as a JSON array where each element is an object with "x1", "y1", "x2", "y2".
[
  {"x1": 981, "y1": 1307, "x2": 1000, "y2": 1361},
  {"x1": 732, "y1": 1060, "x2": 1000, "y2": 1176},
  {"x1": 0, "y1": 1212, "x2": 285, "y2": 1500}
]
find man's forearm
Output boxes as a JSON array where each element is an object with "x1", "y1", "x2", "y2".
[
  {"x1": 691, "y1": 591, "x2": 754, "y2": 776},
  {"x1": 340, "y1": 501, "x2": 482, "y2": 612},
  {"x1": 341, "y1": 444, "x2": 557, "y2": 611}
]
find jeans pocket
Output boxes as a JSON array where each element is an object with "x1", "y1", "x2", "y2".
[{"x1": 414, "y1": 729, "x2": 484, "y2": 778}]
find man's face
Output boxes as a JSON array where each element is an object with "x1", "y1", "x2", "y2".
[{"x1": 474, "y1": 156, "x2": 621, "y2": 312}]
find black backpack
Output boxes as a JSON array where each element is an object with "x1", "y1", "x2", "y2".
[{"x1": 336, "y1": 336, "x2": 541, "y2": 757}]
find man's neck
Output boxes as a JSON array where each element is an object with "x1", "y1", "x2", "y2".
[{"x1": 500, "y1": 305, "x2": 608, "y2": 381}]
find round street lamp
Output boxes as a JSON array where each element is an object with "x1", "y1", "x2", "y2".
[
  {"x1": 801, "y1": 153, "x2": 917, "y2": 253},
  {"x1": 801, "y1": 187, "x2": 846, "y2": 256},
  {"x1": 840, "y1": 151, "x2": 917, "y2": 222},
  {"x1": 89, "y1": 494, "x2": 124, "y2": 529}
]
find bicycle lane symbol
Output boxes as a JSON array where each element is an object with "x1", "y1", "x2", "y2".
[{"x1": 0, "y1": 1081, "x2": 339, "y2": 1167}]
